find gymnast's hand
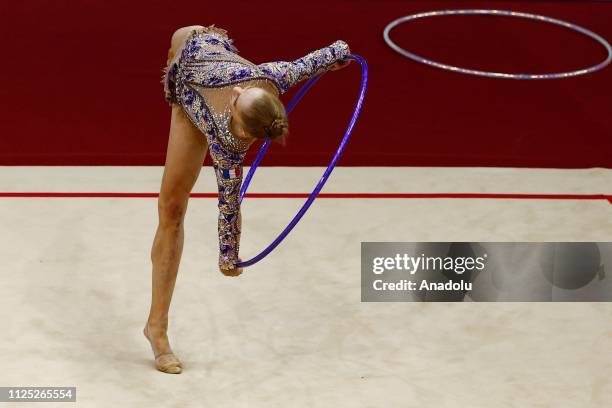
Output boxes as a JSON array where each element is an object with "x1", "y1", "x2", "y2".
[
  {"x1": 329, "y1": 59, "x2": 352, "y2": 71},
  {"x1": 220, "y1": 257, "x2": 243, "y2": 277}
]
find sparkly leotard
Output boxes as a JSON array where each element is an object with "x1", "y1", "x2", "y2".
[{"x1": 161, "y1": 25, "x2": 350, "y2": 272}]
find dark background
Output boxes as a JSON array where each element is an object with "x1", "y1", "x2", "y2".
[{"x1": 1, "y1": 0, "x2": 610, "y2": 167}]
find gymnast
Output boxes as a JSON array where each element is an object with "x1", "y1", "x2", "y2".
[{"x1": 144, "y1": 24, "x2": 351, "y2": 374}]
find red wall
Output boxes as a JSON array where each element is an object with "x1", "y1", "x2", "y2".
[{"x1": 1, "y1": 1, "x2": 611, "y2": 167}]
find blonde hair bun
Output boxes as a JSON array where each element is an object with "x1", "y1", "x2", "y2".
[
  {"x1": 239, "y1": 85, "x2": 289, "y2": 140},
  {"x1": 268, "y1": 118, "x2": 289, "y2": 139}
]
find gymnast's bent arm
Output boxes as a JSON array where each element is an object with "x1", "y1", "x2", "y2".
[
  {"x1": 214, "y1": 160, "x2": 244, "y2": 276},
  {"x1": 258, "y1": 40, "x2": 351, "y2": 93}
]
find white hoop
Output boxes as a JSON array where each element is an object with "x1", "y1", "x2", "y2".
[{"x1": 383, "y1": 9, "x2": 612, "y2": 79}]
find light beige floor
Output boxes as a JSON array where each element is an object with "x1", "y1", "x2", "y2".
[{"x1": 1, "y1": 166, "x2": 611, "y2": 407}]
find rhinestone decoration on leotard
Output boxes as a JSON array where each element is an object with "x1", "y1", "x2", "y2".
[{"x1": 214, "y1": 107, "x2": 252, "y2": 154}]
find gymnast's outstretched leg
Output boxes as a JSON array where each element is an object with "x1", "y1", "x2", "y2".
[{"x1": 144, "y1": 102, "x2": 208, "y2": 374}]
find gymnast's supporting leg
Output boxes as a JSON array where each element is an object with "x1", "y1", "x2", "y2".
[{"x1": 144, "y1": 103, "x2": 208, "y2": 374}]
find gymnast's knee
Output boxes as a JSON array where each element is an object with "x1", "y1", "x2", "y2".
[
  {"x1": 157, "y1": 193, "x2": 188, "y2": 227},
  {"x1": 166, "y1": 25, "x2": 205, "y2": 66},
  {"x1": 170, "y1": 26, "x2": 204, "y2": 50}
]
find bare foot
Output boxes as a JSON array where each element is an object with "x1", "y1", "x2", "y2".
[{"x1": 143, "y1": 322, "x2": 183, "y2": 374}]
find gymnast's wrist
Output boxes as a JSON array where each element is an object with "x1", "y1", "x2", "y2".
[
  {"x1": 219, "y1": 263, "x2": 237, "y2": 275},
  {"x1": 333, "y1": 40, "x2": 351, "y2": 59},
  {"x1": 219, "y1": 257, "x2": 242, "y2": 276}
]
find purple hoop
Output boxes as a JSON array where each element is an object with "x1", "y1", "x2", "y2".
[{"x1": 235, "y1": 54, "x2": 368, "y2": 268}]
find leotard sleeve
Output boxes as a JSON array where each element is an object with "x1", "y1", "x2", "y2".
[
  {"x1": 258, "y1": 40, "x2": 350, "y2": 94},
  {"x1": 212, "y1": 158, "x2": 244, "y2": 272}
]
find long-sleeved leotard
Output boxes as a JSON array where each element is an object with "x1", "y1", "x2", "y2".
[{"x1": 161, "y1": 25, "x2": 350, "y2": 272}]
